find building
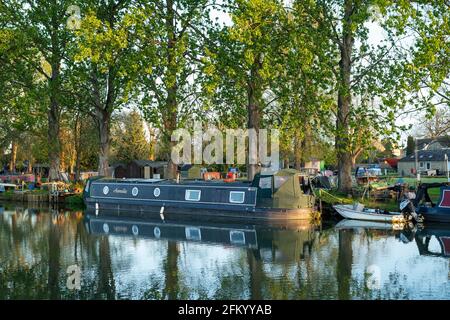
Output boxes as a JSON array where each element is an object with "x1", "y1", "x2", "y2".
[
  {"x1": 415, "y1": 136, "x2": 450, "y2": 150},
  {"x1": 112, "y1": 160, "x2": 167, "y2": 179},
  {"x1": 397, "y1": 149, "x2": 450, "y2": 176}
]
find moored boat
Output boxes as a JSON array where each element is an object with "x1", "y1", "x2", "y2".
[
  {"x1": 83, "y1": 169, "x2": 318, "y2": 221},
  {"x1": 414, "y1": 183, "x2": 450, "y2": 223},
  {"x1": 333, "y1": 203, "x2": 405, "y2": 223}
]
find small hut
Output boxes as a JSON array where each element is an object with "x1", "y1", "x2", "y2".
[{"x1": 113, "y1": 160, "x2": 167, "y2": 179}]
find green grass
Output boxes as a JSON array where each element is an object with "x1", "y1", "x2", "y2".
[{"x1": 65, "y1": 194, "x2": 85, "y2": 210}]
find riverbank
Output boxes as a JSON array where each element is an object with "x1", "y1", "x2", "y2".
[{"x1": 0, "y1": 191, "x2": 84, "y2": 210}]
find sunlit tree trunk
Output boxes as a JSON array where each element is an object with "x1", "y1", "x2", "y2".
[
  {"x1": 48, "y1": 57, "x2": 62, "y2": 181},
  {"x1": 97, "y1": 108, "x2": 111, "y2": 177},
  {"x1": 163, "y1": 0, "x2": 179, "y2": 179},
  {"x1": 247, "y1": 54, "x2": 263, "y2": 181},
  {"x1": 294, "y1": 132, "x2": 302, "y2": 170},
  {"x1": 336, "y1": 0, "x2": 354, "y2": 194},
  {"x1": 9, "y1": 141, "x2": 17, "y2": 173}
]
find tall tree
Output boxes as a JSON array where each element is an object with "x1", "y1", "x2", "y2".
[
  {"x1": 1, "y1": 0, "x2": 76, "y2": 180},
  {"x1": 70, "y1": 0, "x2": 149, "y2": 176},
  {"x1": 138, "y1": 0, "x2": 213, "y2": 178},
  {"x1": 202, "y1": 0, "x2": 288, "y2": 180},
  {"x1": 297, "y1": 0, "x2": 413, "y2": 193}
]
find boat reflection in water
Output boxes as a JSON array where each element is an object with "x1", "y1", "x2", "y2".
[
  {"x1": 336, "y1": 218, "x2": 450, "y2": 258},
  {"x1": 84, "y1": 209, "x2": 321, "y2": 256},
  {"x1": 1, "y1": 203, "x2": 449, "y2": 299},
  {"x1": 399, "y1": 224, "x2": 450, "y2": 258}
]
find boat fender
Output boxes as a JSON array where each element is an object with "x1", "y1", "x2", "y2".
[{"x1": 160, "y1": 205, "x2": 165, "y2": 221}]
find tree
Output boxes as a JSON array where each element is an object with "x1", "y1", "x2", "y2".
[
  {"x1": 138, "y1": 0, "x2": 213, "y2": 178},
  {"x1": 202, "y1": 0, "x2": 289, "y2": 180},
  {"x1": 296, "y1": 1, "x2": 414, "y2": 193},
  {"x1": 406, "y1": 135, "x2": 416, "y2": 156},
  {"x1": 394, "y1": 1, "x2": 450, "y2": 116},
  {"x1": 113, "y1": 110, "x2": 150, "y2": 162},
  {"x1": 1, "y1": 0, "x2": 77, "y2": 180},
  {"x1": 419, "y1": 107, "x2": 450, "y2": 139},
  {"x1": 70, "y1": 0, "x2": 150, "y2": 176}
]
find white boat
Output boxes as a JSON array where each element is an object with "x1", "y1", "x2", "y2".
[{"x1": 333, "y1": 203, "x2": 405, "y2": 223}]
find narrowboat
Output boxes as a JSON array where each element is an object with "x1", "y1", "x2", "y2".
[
  {"x1": 83, "y1": 169, "x2": 318, "y2": 221},
  {"x1": 414, "y1": 182, "x2": 450, "y2": 223}
]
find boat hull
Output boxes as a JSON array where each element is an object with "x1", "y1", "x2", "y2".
[{"x1": 86, "y1": 201, "x2": 317, "y2": 221}]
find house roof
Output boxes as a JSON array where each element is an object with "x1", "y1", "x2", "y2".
[
  {"x1": 132, "y1": 160, "x2": 167, "y2": 168},
  {"x1": 416, "y1": 136, "x2": 450, "y2": 150},
  {"x1": 398, "y1": 149, "x2": 450, "y2": 162}
]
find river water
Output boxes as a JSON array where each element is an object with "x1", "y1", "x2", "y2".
[{"x1": 0, "y1": 202, "x2": 449, "y2": 300}]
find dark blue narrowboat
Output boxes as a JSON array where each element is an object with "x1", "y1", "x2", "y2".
[
  {"x1": 414, "y1": 182, "x2": 450, "y2": 223},
  {"x1": 83, "y1": 169, "x2": 317, "y2": 221}
]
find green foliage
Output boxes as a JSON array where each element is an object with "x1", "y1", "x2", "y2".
[{"x1": 112, "y1": 110, "x2": 151, "y2": 163}]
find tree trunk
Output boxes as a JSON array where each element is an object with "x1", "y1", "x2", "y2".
[
  {"x1": 336, "y1": 0, "x2": 354, "y2": 194},
  {"x1": 283, "y1": 157, "x2": 290, "y2": 169},
  {"x1": 74, "y1": 114, "x2": 81, "y2": 181},
  {"x1": 97, "y1": 109, "x2": 111, "y2": 177},
  {"x1": 9, "y1": 141, "x2": 17, "y2": 173},
  {"x1": 47, "y1": 25, "x2": 62, "y2": 181},
  {"x1": 294, "y1": 132, "x2": 302, "y2": 170},
  {"x1": 247, "y1": 54, "x2": 263, "y2": 181},
  {"x1": 164, "y1": 0, "x2": 178, "y2": 179},
  {"x1": 48, "y1": 99, "x2": 61, "y2": 180}
]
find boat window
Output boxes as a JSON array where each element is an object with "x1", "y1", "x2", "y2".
[
  {"x1": 185, "y1": 227, "x2": 201, "y2": 241},
  {"x1": 185, "y1": 190, "x2": 201, "y2": 201},
  {"x1": 229, "y1": 191, "x2": 245, "y2": 203},
  {"x1": 259, "y1": 176, "x2": 272, "y2": 189},
  {"x1": 274, "y1": 176, "x2": 289, "y2": 189},
  {"x1": 230, "y1": 230, "x2": 246, "y2": 245}
]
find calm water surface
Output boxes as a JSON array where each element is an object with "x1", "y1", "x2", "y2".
[{"x1": 0, "y1": 202, "x2": 449, "y2": 300}]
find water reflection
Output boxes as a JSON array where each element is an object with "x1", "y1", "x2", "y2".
[{"x1": 0, "y1": 203, "x2": 449, "y2": 300}]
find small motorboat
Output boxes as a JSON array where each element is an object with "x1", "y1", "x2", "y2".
[{"x1": 333, "y1": 203, "x2": 406, "y2": 223}]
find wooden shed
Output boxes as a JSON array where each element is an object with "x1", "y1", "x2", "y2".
[{"x1": 113, "y1": 160, "x2": 167, "y2": 179}]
